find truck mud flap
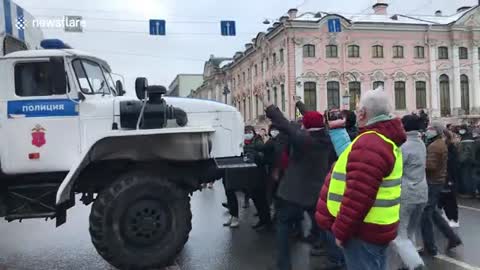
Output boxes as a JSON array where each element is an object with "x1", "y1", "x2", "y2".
[{"x1": 215, "y1": 157, "x2": 263, "y2": 190}]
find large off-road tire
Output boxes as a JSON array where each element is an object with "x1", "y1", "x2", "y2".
[{"x1": 89, "y1": 171, "x2": 191, "y2": 270}]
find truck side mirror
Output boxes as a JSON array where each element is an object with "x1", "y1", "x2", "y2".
[
  {"x1": 116, "y1": 80, "x2": 125, "y2": 96},
  {"x1": 50, "y1": 56, "x2": 67, "y2": 95},
  {"x1": 135, "y1": 77, "x2": 148, "y2": 100}
]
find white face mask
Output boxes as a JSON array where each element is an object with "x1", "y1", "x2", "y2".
[
  {"x1": 270, "y1": 130, "x2": 280, "y2": 138},
  {"x1": 459, "y1": 129, "x2": 466, "y2": 135},
  {"x1": 244, "y1": 133, "x2": 254, "y2": 140}
]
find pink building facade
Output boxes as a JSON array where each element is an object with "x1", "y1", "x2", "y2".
[{"x1": 219, "y1": 1, "x2": 480, "y2": 125}]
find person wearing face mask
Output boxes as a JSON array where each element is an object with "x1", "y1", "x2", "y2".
[
  {"x1": 420, "y1": 122, "x2": 462, "y2": 257},
  {"x1": 242, "y1": 126, "x2": 273, "y2": 230},
  {"x1": 316, "y1": 89, "x2": 406, "y2": 270},
  {"x1": 262, "y1": 125, "x2": 286, "y2": 206}
]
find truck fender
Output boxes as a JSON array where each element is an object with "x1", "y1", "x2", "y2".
[{"x1": 56, "y1": 127, "x2": 215, "y2": 206}]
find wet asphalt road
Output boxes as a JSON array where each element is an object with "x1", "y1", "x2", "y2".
[{"x1": 1, "y1": 182, "x2": 480, "y2": 270}]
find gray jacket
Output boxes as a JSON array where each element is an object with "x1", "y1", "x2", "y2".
[{"x1": 401, "y1": 131, "x2": 428, "y2": 204}]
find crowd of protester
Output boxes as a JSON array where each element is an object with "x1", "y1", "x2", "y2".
[{"x1": 219, "y1": 88, "x2": 480, "y2": 270}]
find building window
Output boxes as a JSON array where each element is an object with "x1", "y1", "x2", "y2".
[
  {"x1": 372, "y1": 45, "x2": 384, "y2": 58},
  {"x1": 459, "y1": 47, "x2": 468, "y2": 60},
  {"x1": 438, "y1": 46, "x2": 449, "y2": 60},
  {"x1": 304, "y1": 82, "x2": 317, "y2": 111},
  {"x1": 415, "y1": 81, "x2": 427, "y2": 109},
  {"x1": 280, "y1": 49, "x2": 285, "y2": 63},
  {"x1": 414, "y1": 46, "x2": 425, "y2": 59},
  {"x1": 478, "y1": 48, "x2": 480, "y2": 60},
  {"x1": 255, "y1": 96, "x2": 258, "y2": 117},
  {"x1": 15, "y1": 61, "x2": 59, "y2": 96},
  {"x1": 326, "y1": 45, "x2": 338, "y2": 58},
  {"x1": 248, "y1": 96, "x2": 252, "y2": 120},
  {"x1": 247, "y1": 68, "x2": 251, "y2": 81},
  {"x1": 327, "y1": 81, "x2": 340, "y2": 109},
  {"x1": 439, "y1": 74, "x2": 450, "y2": 116},
  {"x1": 303, "y1": 44, "x2": 316, "y2": 58},
  {"x1": 373, "y1": 81, "x2": 384, "y2": 90},
  {"x1": 273, "y1": 87, "x2": 278, "y2": 106},
  {"x1": 393, "y1": 45, "x2": 404, "y2": 58},
  {"x1": 266, "y1": 58, "x2": 269, "y2": 71},
  {"x1": 237, "y1": 75, "x2": 240, "y2": 86},
  {"x1": 461, "y1": 75, "x2": 470, "y2": 114},
  {"x1": 254, "y1": 64, "x2": 258, "y2": 77},
  {"x1": 242, "y1": 72, "x2": 246, "y2": 84},
  {"x1": 273, "y1": 53, "x2": 277, "y2": 66},
  {"x1": 267, "y1": 89, "x2": 271, "y2": 102},
  {"x1": 394, "y1": 81, "x2": 406, "y2": 110},
  {"x1": 281, "y1": 84, "x2": 286, "y2": 112},
  {"x1": 349, "y1": 81, "x2": 361, "y2": 110},
  {"x1": 243, "y1": 100, "x2": 246, "y2": 119},
  {"x1": 348, "y1": 45, "x2": 360, "y2": 58}
]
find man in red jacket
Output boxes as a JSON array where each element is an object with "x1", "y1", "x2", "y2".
[{"x1": 316, "y1": 90, "x2": 406, "y2": 270}]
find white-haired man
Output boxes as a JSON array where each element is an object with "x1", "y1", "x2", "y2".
[{"x1": 316, "y1": 89, "x2": 406, "y2": 270}]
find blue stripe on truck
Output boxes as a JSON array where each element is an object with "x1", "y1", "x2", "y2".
[
  {"x1": 7, "y1": 99, "x2": 79, "y2": 118},
  {"x1": 16, "y1": 4, "x2": 24, "y2": 41},
  {"x1": 3, "y1": 0, "x2": 12, "y2": 35}
]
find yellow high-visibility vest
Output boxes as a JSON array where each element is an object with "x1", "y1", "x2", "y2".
[{"x1": 326, "y1": 131, "x2": 403, "y2": 225}]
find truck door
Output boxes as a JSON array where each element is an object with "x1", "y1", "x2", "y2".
[{"x1": 1, "y1": 57, "x2": 80, "y2": 174}]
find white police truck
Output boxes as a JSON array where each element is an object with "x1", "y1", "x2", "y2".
[{"x1": 0, "y1": 38, "x2": 246, "y2": 269}]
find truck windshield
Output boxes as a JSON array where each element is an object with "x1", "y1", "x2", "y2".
[{"x1": 72, "y1": 59, "x2": 111, "y2": 95}]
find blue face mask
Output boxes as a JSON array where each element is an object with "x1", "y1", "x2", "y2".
[
  {"x1": 426, "y1": 130, "x2": 438, "y2": 140},
  {"x1": 244, "y1": 133, "x2": 254, "y2": 140}
]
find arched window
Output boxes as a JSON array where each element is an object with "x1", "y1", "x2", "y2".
[
  {"x1": 303, "y1": 44, "x2": 316, "y2": 58},
  {"x1": 393, "y1": 45, "x2": 404, "y2": 58},
  {"x1": 394, "y1": 81, "x2": 406, "y2": 110},
  {"x1": 304, "y1": 82, "x2": 317, "y2": 111},
  {"x1": 273, "y1": 86, "x2": 278, "y2": 106},
  {"x1": 416, "y1": 81, "x2": 427, "y2": 109},
  {"x1": 373, "y1": 81, "x2": 384, "y2": 90},
  {"x1": 461, "y1": 75, "x2": 470, "y2": 114},
  {"x1": 326, "y1": 45, "x2": 338, "y2": 58},
  {"x1": 372, "y1": 45, "x2": 384, "y2": 58},
  {"x1": 438, "y1": 47, "x2": 449, "y2": 60},
  {"x1": 327, "y1": 81, "x2": 340, "y2": 109},
  {"x1": 439, "y1": 74, "x2": 450, "y2": 116},
  {"x1": 459, "y1": 47, "x2": 468, "y2": 60},
  {"x1": 348, "y1": 45, "x2": 360, "y2": 58},
  {"x1": 349, "y1": 82, "x2": 361, "y2": 110}
]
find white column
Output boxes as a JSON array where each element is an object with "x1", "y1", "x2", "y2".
[
  {"x1": 429, "y1": 45, "x2": 440, "y2": 117},
  {"x1": 295, "y1": 44, "x2": 304, "y2": 100},
  {"x1": 452, "y1": 44, "x2": 462, "y2": 115},
  {"x1": 472, "y1": 42, "x2": 480, "y2": 114}
]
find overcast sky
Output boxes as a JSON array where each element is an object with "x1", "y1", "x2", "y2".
[{"x1": 14, "y1": 0, "x2": 478, "y2": 91}]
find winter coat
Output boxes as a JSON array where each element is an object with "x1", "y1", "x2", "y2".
[
  {"x1": 315, "y1": 118, "x2": 407, "y2": 245},
  {"x1": 400, "y1": 131, "x2": 428, "y2": 204},
  {"x1": 426, "y1": 137, "x2": 448, "y2": 185},
  {"x1": 266, "y1": 105, "x2": 336, "y2": 208},
  {"x1": 446, "y1": 142, "x2": 459, "y2": 185},
  {"x1": 243, "y1": 135, "x2": 265, "y2": 165}
]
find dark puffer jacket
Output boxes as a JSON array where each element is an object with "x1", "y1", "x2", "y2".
[
  {"x1": 266, "y1": 105, "x2": 336, "y2": 208},
  {"x1": 315, "y1": 118, "x2": 406, "y2": 245}
]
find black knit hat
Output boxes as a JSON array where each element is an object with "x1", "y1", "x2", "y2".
[{"x1": 402, "y1": 114, "x2": 421, "y2": 132}]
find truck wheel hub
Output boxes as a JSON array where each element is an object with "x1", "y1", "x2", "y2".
[{"x1": 122, "y1": 200, "x2": 170, "y2": 246}]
